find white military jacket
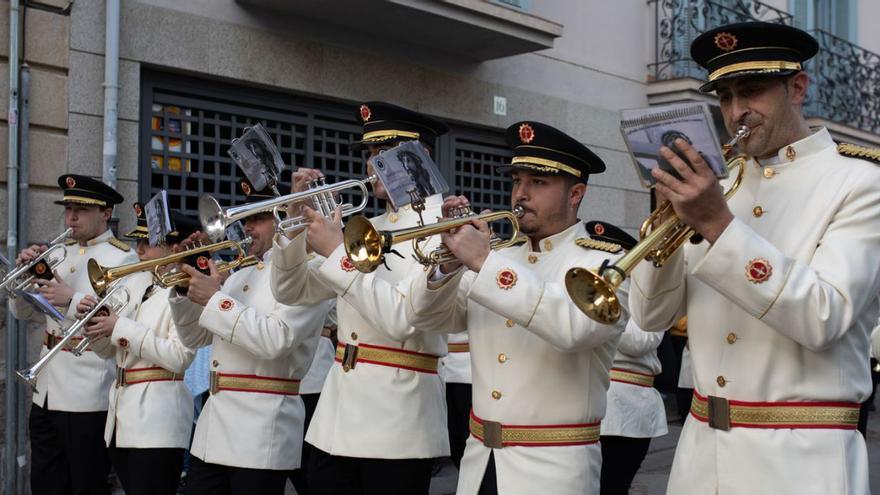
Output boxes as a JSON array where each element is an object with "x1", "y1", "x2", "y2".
[
  {"x1": 98, "y1": 274, "x2": 195, "y2": 449},
  {"x1": 300, "y1": 302, "x2": 337, "y2": 395},
  {"x1": 630, "y1": 129, "x2": 879, "y2": 495},
  {"x1": 169, "y1": 252, "x2": 329, "y2": 470},
  {"x1": 600, "y1": 319, "x2": 667, "y2": 439},
  {"x1": 270, "y1": 195, "x2": 449, "y2": 459},
  {"x1": 440, "y1": 332, "x2": 471, "y2": 384},
  {"x1": 407, "y1": 222, "x2": 627, "y2": 495},
  {"x1": 12, "y1": 229, "x2": 141, "y2": 412}
]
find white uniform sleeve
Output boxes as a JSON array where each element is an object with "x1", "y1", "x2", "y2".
[
  {"x1": 198, "y1": 290, "x2": 329, "y2": 360},
  {"x1": 270, "y1": 234, "x2": 337, "y2": 305},
  {"x1": 467, "y1": 250, "x2": 626, "y2": 352},
  {"x1": 629, "y1": 248, "x2": 688, "y2": 334},
  {"x1": 168, "y1": 294, "x2": 212, "y2": 349},
  {"x1": 112, "y1": 296, "x2": 196, "y2": 374},
  {"x1": 314, "y1": 243, "x2": 441, "y2": 341},
  {"x1": 405, "y1": 266, "x2": 471, "y2": 335},
  {"x1": 616, "y1": 319, "x2": 664, "y2": 357}
]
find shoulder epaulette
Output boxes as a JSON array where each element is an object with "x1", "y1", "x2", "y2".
[
  {"x1": 575, "y1": 237, "x2": 622, "y2": 254},
  {"x1": 837, "y1": 143, "x2": 880, "y2": 164},
  {"x1": 108, "y1": 238, "x2": 131, "y2": 252},
  {"x1": 64, "y1": 239, "x2": 77, "y2": 246}
]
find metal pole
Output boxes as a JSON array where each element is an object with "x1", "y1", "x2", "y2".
[
  {"x1": 102, "y1": 0, "x2": 120, "y2": 189},
  {"x1": 16, "y1": 62, "x2": 30, "y2": 495},
  {"x1": 5, "y1": 0, "x2": 21, "y2": 493}
]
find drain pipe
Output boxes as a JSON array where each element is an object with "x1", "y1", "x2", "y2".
[
  {"x1": 102, "y1": 0, "x2": 120, "y2": 190},
  {"x1": 16, "y1": 62, "x2": 30, "y2": 495},
  {"x1": 4, "y1": 1, "x2": 21, "y2": 494}
]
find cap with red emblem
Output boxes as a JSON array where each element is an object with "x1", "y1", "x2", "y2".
[
  {"x1": 349, "y1": 101, "x2": 449, "y2": 152},
  {"x1": 499, "y1": 121, "x2": 605, "y2": 183},
  {"x1": 239, "y1": 176, "x2": 276, "y2": 205},
  {"x1": 584, "y1": 221, "x2": 636, "y2": 251},
  {"x1": 55, "y1": 174, "x2": 124, "y2": 207},
  {"x1": 690, "y1": 21, "x2": 818, "y2": 93},
  {"x1": 125, "y1": 204, "x2": 199, "y2": 243}
]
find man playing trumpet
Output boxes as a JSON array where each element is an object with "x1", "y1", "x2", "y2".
[
  {"x1": 76, "y1": 206, "x2": 201, "y2": 495},
  {"x1": 169, "y1": 178, "x2": 330, "y2": 495},
  {"x1": 629, "y1": 22, "x2": 880, "y2": 494},
  {"x1": 12, "y1": 174, "x2": 141, "y2": 495},
  {"x1": 270, "y1": 102, "x2": 450, "y2": 495},
  {"x1": 404, "y1": 122, "x2": 628, "y2": 494}
]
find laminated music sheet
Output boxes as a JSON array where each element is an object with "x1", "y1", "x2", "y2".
[
  {"x1": 145, "y1": 191, "x2": 173, "y2": 247},
  {"x1": 369, "y1": 140, "x2": 449, "y2": 210},
  {"x1": 16, "y1": 290, "x2": 65, "y2": 322},
  {"x1": 228, "y1": 123, "x2": 288, "y2": 195},
  {"x1": 620, "y1": 102, "x2": 727, "y2": 189}
]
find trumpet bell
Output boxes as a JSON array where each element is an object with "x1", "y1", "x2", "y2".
[
  {"x1": 87, "y1": 259, "x2": 109, "y2": 296},
  {"x1": 344, "y1": 216, "x2": 386, "y2": 273},
  {"x1": 199, "y1": 195, "x2": 227, "y2": 242},
  {"x1": 564, "y1": 267, "x2": 621, "y2": 324}
]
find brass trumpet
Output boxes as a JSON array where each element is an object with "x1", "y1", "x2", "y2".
[
  {"x1": 199, "y1": 176, "x2": 377, "y2": 242},
  {"x1": 0, "y1": 228, "x2": 72, "y2": 296},
  {"x1": 88, "y1": 237, "x2": 256, "y2": 295},
  {"x1": 565, "y1": 125, "x2": 751, "y2": 324},
  {"x1": 16, "y1": 283, "x2": 130, "y2": 390},
  {"x1": 343, "y1": 206, "x2": 524, "y2": 273}
]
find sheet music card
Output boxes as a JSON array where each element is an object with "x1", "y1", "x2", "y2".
[
  {"x1": 620, "y1": 102, "x2": 727, "y2": 189},
  {"x1": 145, "y1": 191, "x2": 173, "y2": 247},
  {"x1": 369, "y1": 141, "x2": 449, "y2": 210},
  {"x1": 228, "y1": 123, "x2": 288, "y2": 195}
]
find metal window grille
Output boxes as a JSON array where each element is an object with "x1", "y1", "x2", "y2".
[{"x1": 139, "y1": 71, "x2": 513, "y2": 228}]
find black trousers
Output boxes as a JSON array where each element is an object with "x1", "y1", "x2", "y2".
[
  {"x1": 858, "y1": 358, "x2": 879, "y2": 437},
  {"x1": 29, "y1": 403, "x2": 111, "y2": 495},
  {"x1": 288, "y1": 392, "x2": 320, "y2": 494},
  {"x1": 184, "y1": 455, "x2": 287, "y2": 495},
  {"x1": 599, "y1": 436, "x2": 652, "y2": 495},
  {"x1": 109, "y1": 443, "x2": 184, "y2": 495},
  {"x1": 446, "y1": 382, "x2": 472, "y2": 469},
  {"x1": 307, "y1": 446, "x2": 435, "y2": 495},
  {"x1": 477, "y1": 452, "x2": 498, "y2": 495}
]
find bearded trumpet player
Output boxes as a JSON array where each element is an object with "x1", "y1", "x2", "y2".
[
  {"x1": 628, "y1": 23, "x2": 880, "y2": 494},
  {"x1": 404, "y1": 122, "x2": 629, "y2": 495},
  {"x1": 76, "y1": 206, "x2": 201, "y2": 495},
  {"x1": 169, "y1": 178, "x2": 330, "y2": 495},
  {"x1": 11, "y1": 175, "x2": 147, "y2": 495}
]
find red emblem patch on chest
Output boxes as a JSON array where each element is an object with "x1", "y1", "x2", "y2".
[
  {"x1": 360, "y1": 105, "x2": 371, "y2": 122},
  {"x1": 746, "y1": 258, "x2": 772, "y2": 283},
  {"x1": 518, "y1": 123, "x2": 535, "y2": 144},
  {"x1": 340, "y1": 256, "x2": 356, "y2": 272},
  {"x1": 118, "y1": 338, "x2": 129, "y2": 348},
  {"x1": 496, "y1": 268, "x2": 518, "y2": 290},
  {"x1": 219, "y1": 299, "x2": 234, "y2": 311}
]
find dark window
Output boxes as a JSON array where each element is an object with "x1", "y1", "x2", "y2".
[{"x1": 139, "y1": 71, "x2": 513, "y2": 229}]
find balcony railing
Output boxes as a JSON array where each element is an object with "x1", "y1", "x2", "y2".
[
  {"x1": 806, "y1": 30, "x2": 880, "y2": 134},
  {"x1": 649, "y1": 0, "x2": 880, "y2": 135},
  {"x1": 648, "y1": 0, "x2": 792, "y2": 81}
]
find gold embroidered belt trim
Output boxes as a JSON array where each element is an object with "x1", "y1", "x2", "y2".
[
  {"x1": 469, "y1": 410, "x2": 600, "y2": 448},
  {"x1": 609, "y1": 368, "x2": 655, "y2": 388},
  {"x1": 43, "y1": 331, "x2": 90, "y2": 352},
  {"x1": 116, "y1": 366, "x2": 182, "y2": 387},
  {"x1": 335, "y1": 343, "x2": 439, "y2": 374},
  {"x1": 209, "y1": 372, "x2": 300, "y2": 396},
  {"x1": 447, "y1": 342, "x2": 470, "y2": 353},
  {"x1": 690, "y1": 390, "x2": 860, "y2": 431}
]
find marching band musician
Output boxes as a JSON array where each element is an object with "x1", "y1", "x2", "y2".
[
  {"x1": 270, "y1": 102, "x2": 450, "y2": 495},
  {"x1": 76, "y1": 205, "x2": 201, "y2": 494},
  {"x1": 168, "y1": 179, "x2": 330, "y2": 494},
  {"x1": 12, "y1": 174, "x2": 143, "y2": 495},
  {"x1": 629, "y1": 22, "x2": 880, "y2": 494},
  {"x1": 405, "y1": 122, "x2": 628, "y2": 495},
  {"x1": 582, "y1": 222, "x2": 667, "y2": 495}
]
